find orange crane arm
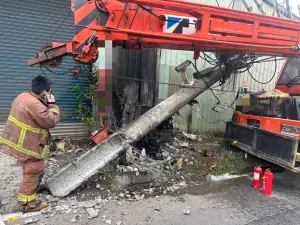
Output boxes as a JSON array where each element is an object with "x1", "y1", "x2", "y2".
[{"x1": 28, "y1": 0, "x2": 300, "y2": 67}]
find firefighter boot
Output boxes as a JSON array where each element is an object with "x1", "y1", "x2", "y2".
[{"x1": 23, "y1": 200, "x2": 48, "y2": 212}]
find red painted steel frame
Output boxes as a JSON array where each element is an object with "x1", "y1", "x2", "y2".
[
  {"x1": 234, "y1": 111, "x2": 300, "y2": 139},
  {"x1": 28, "y1": 0, "x2": 300, "y2": 66},
  {"x1": 275, "y1": 59, "x2": 300, "y2": 96}
]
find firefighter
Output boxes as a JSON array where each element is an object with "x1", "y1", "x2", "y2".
[{"x1": 0, "y1": 75, "x2": 60, "y2": 212}]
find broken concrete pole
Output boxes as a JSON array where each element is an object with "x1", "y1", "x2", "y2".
[
  {"x1": 46, "y1": 136, "x2": 125, "y2": 197},
  {"x1": 46, "y1": 66, "x2": 226, "y2": 197},
  {"x1": 120, "y1": 66, "x2": 224, "y2": 141}
]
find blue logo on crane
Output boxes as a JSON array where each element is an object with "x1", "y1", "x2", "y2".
[
  {"x1": 163, "y1": 15, "x2": 196, "y2": 34},
  {"x1": 167, "y1": 16, "x2": 182, "y2": 29}
]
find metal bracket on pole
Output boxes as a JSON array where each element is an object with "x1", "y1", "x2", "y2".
[{"x1": 175, "y1": 60, "x2": 195, "y2": 87}]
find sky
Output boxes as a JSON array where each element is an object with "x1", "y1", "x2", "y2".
[{"x1": 289, "y1": 0, "x2": 299, "y2": 15}]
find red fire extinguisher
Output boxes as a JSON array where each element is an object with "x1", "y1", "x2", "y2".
[
  {"x1": 262, "y1": 169, "x2": 273, "y2": 196},
  {"x1": 253, "y1": 166, "x2": 263, "y2": 189}
]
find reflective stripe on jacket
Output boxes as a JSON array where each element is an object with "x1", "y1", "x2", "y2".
[{"x1": 0, "y1": 92, "x2": 60, "y2": 161}]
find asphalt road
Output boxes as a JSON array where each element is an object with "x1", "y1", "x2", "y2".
[
  {"x1": 2, "y1": 153, "x2": 300, "y2": 225},
  {"x1": 2, "y1": 172, "x2": 300, "y2": 225}
]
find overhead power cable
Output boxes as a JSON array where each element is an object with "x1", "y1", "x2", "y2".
[
  {"x1": 191, "y1": 106, "x2": 224, "y2": 124},
  {"x1": 247, "y1": 57, "x2": 277, "y2": 84}
]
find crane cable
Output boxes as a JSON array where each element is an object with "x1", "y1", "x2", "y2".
[{"x1": 44, "y1": 10, "x2": 72, "y2": 47}]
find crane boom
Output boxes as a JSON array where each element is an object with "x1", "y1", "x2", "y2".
[{"x1": 28, "y1": 0, "x2": 300, "y2": 67}]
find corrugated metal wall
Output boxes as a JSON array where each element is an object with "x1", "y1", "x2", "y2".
[
  {"x1": 112, "y1": 47, "x2": 158, "y2": 126},
  {"x1": 0, "y1": 0, "x2": 89, "y2": 137},
  {"x1": 158, "y1": 0, "x2": 286, "y2": 134}
]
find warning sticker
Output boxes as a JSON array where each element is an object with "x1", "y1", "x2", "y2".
[{"x1": 253, "y1": 172, "x2": 260, "y2": 180}]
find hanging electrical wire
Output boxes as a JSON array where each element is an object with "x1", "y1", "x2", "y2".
[
  {"x1": 193, "y1": 59, "x2": 221, "y2": 103},
  {"x1": 216, "y1": 74, "x2": 236, "y2": 95},
  {"x1": 191, "y1": 106, "x2": 224, "y2": 124},
  {"x1": 43, "y1": 66, "x2": 73, "y2": 75},
  {"x1": 40, "y1": 49, "x2": 281, "y2": 95},
  {"x1": 247, "y1": 57, "x2": 278, "y2": 84}
]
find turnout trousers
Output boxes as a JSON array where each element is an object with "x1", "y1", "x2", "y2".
[{"x1": 18, "y1": 159, "x2": 44, "y2": 206}]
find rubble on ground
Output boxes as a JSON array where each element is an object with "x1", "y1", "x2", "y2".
[
  {"x1": 24, "y1": 218, "x2": 40, "y2": 224},
  {"x1": 0, "y1": 118, "x2": 246, "y2": 216},
  {"x1": 86, "y1": 207, "x2": 98, "y2": 219},
  {"x1": 43, "y1": 127, "x2": 229, "y2": 199},
  {"x1": 183, "y1": 209, "x2": 191, "y2": 215}
]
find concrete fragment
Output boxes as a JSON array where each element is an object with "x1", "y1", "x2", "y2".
[
  {"x1": 65, "y1": 208, "x2": 71, "y2": 214},
  {"x1": 168, "y1": 181, "x2": 187, "y2": 192},
  {"x1": 96, "y1": 198, "x2": 102, "y2": 204},
  {"x1": 83, "y1": 200, "x2": 97, "y2": 208},
  {"x1": 116, "y1": 221, "x2": 122, "y2": 225},
  {"x1": 180, "y1": 142, "x2": 189, "y2": 147},
  {"x1": 70, "y1": 218, "x2": 77, "y2": 223},
  {"x1": 45, "y1": 195, "x2": 60, "y2": 203},
  {"x1": 148, "y1": 188, "x2": 154, "y2": 195},
  {"x1": 1, "y1": 199, "x2": 9, "y2": 205},
  {"x1": 86, "y1": 208, "x2": 98, "y2": 219},
  {"x1": 46, "y1": 66, "x2": 225, "y2": 197},
  {"x1": 55, "y1": 205, "x2": 69, "y2": 212},
  {"x1": 162, "y1": 151, "x2": 170, "y2": 159},
  {"x1": 95, "y1": 204, "x2": 102, "y2": 209},
  {"x1": 116, "y1": 172, "x2": 154, "y2": 188},
  {"x1": 106, "y1": 220, "x2": 112, "y2": 224},
  {"x1": 182, "y1": 132, "x2": 198, "y2": 141},
  {"x1": 183, "y1": 210, "x2": 191, "y2": 215},
  {"x1": 24, "y1": 218, "x2": 39, "y2": 224}
]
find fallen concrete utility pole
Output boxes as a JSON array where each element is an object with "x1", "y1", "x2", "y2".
[{"x1": 46, "y1": 65, "x2": 226, "y2": 197}]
